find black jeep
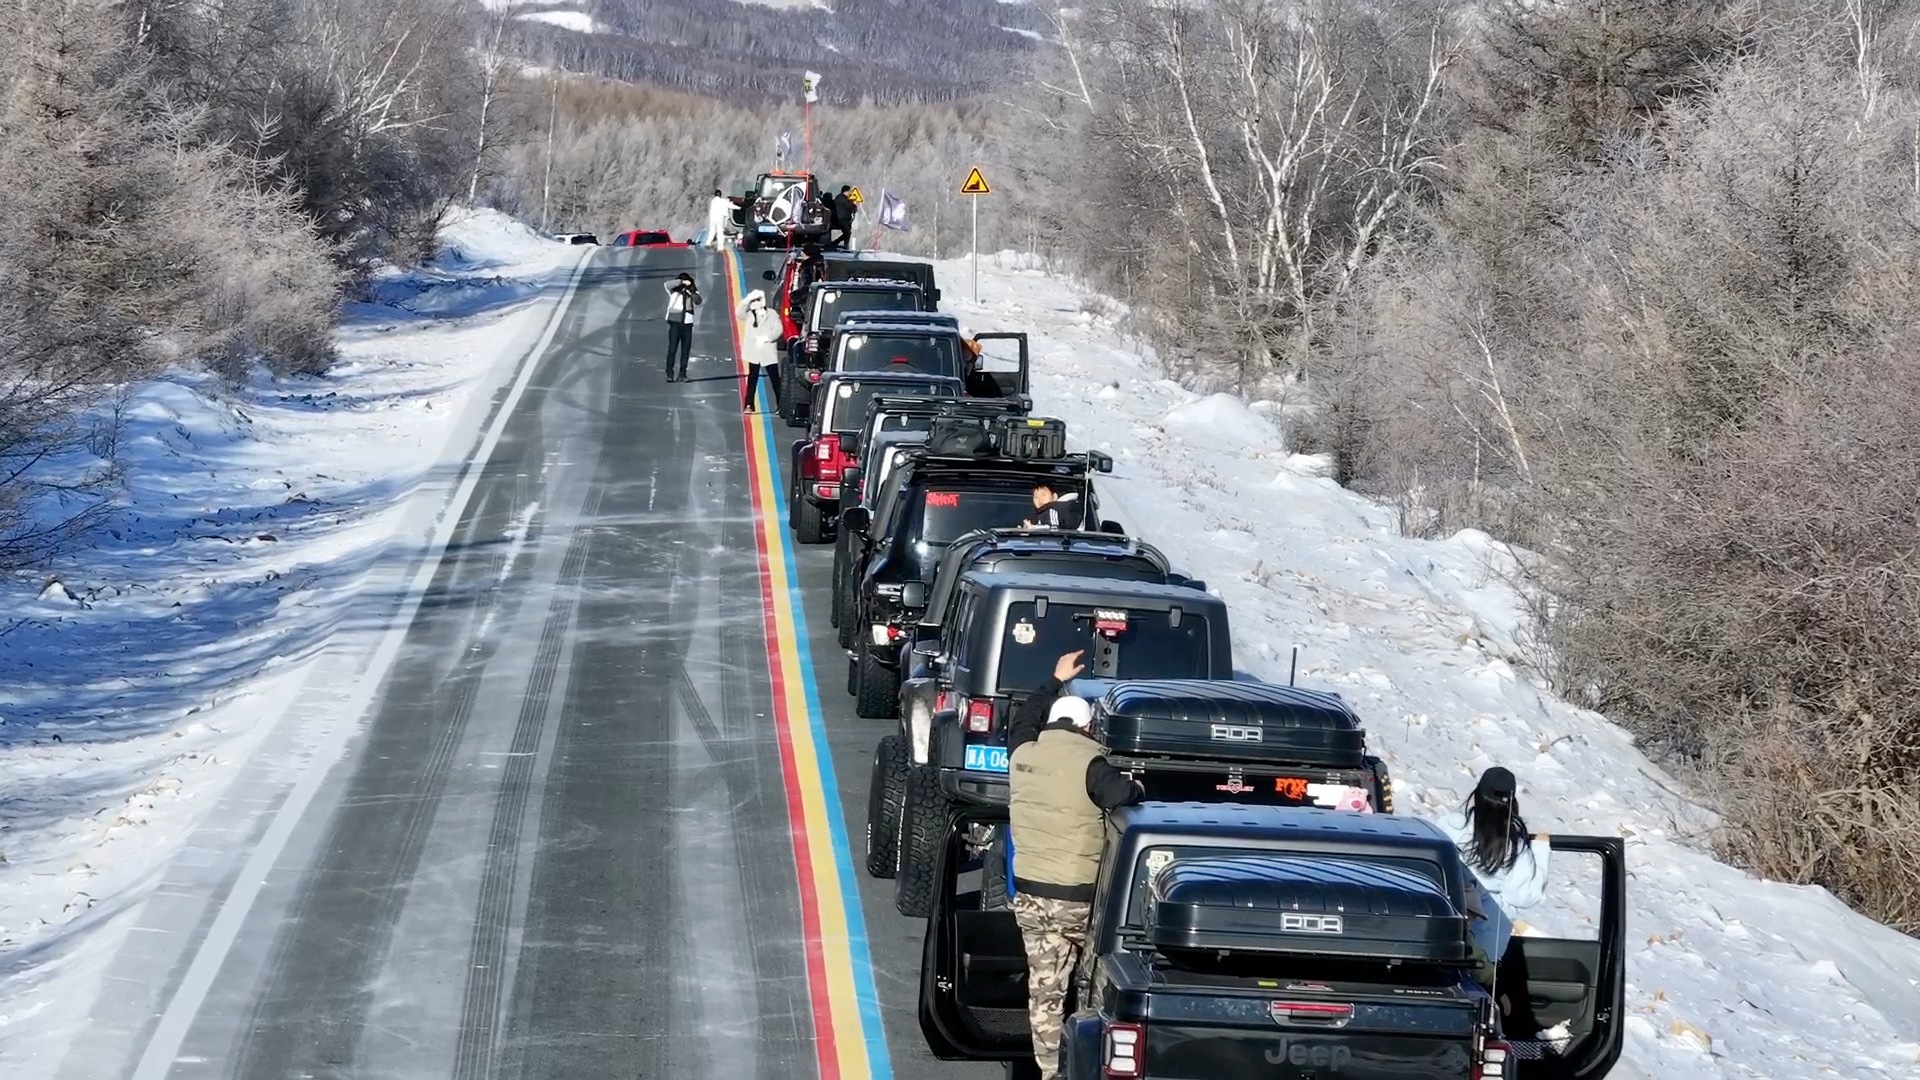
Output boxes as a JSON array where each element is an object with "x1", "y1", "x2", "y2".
[
  {"x1": 831, "y1": 398, "x2": 1035, "y2": 636},
  {"x1": 738, "y1": 170, "x2": 830, "y2": 251},
  {"x1": 765, "y1": 252, "x2": 942, "y2": 307},
  {"x1": 780, "y1": 280, "x2": 932, "y2": 426},
  {"x1": 788, "y1": 371, "x2": 963, "y2": 544},
  {"x1": 836, "y1": 418, "x2": 1115, "y2": 720},
  {"x1": 922, "y1": 802, "x2": 1628, "y2": 1080},
  {"x1": 878, "y1": 574, "x2": 1234, "y2": 915}
]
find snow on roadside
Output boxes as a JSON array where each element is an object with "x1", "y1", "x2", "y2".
[
  {"x1": 941, "y1": 251, "x2": 1920, "y2": 1079},
  {"x1": 0, "y1": 208, "x2": 578, "y2": 1068}
]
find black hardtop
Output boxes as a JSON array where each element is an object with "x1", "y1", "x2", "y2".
[
  {"x1": 1144, "y1": 853, "x2": 1470, "y2": 963},
  {"x1": 922, "y1": 531, "x2": 1175, "y2": 630},
  {"x1": 958, "y1": 570, "x2": 1226, "y2": 612},
  {"x1": 835, "y1": 321, "x2": 962, "y2": 338},
  {"x1": 818, "y1": 279, "x2": 926, "y2": 298},
  {"x1": 820, "y1": 254, "x2": 940, "y2": 302},
  {"x1": 814, "y1": 371, "x2": 962, "y2": 437},
  {"x1": 836, "y1": 310, "x2": 958, "y2": 330},
  {"x1": 852, "y1": 396, "x2": 1025, "y2": 455},
  {"x1": 1083, "y1": 678, "x2": 1361, "y2": 730}
]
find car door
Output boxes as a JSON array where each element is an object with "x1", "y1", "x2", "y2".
[
  {"x1": 970, "y1": 332, "x2": 1030, "y2": 398},
  {"x1": 1508, "y1": 835, "x2": 1627, "y2": 1080},
  {"x1": 919, "y1": 808, "x2": 1033, "y2": 1062}
]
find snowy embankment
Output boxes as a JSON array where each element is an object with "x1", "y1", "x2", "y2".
[
  {"x1": 940, "y1": 252, "x2": 1920, "y2": 1079},
  {"x1": 0, "y1": 209, "x2": 579, "y2": 1068}
]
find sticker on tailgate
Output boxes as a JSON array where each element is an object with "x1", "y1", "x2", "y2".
[{"x1": 963, "y1": 744, "x2": 1010, "y2": 773}]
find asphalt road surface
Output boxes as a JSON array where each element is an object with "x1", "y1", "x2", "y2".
[{"x1": 62, "y1": 243, "x2": 983, "y2": 1080}]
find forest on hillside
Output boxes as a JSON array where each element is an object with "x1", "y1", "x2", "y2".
[{"x1": 1010, "y1": 0, "x2": 1920, "y2": 933}]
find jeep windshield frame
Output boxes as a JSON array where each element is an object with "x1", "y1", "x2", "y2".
[
  {"x1": 807, "y1": 285, "x2": 927, "y2": 334},
  {"x1": 832, "y1": 330, "x2": 961, "y2": 378}
]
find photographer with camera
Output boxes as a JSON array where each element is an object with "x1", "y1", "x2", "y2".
[{"x1": 663, "y1": 272, "x2": 702, "y2": 382}]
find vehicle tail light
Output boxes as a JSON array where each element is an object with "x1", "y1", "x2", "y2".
[
  {"x1": 965, "y1": 699, "x2": 994, "y2": 734},
  {"x1": 804, "y1": 336, "x2": 818, "y2": 354},
  {"x1": 808, "y1": 371, "x2": 822, "y2": 384},
  {"x1": 816, "y1": 434, "x2": 845, "y2": 480},
  {"x1": 813, "y1": 483, "x2": 839, "y2": 499},
  {"x1": 1103, "y1": 1022, "x2": 1143, "y2": 1077},
  {"x1": 1474, "y1": 1039, "x2": 1512, "y2": 1079},
  {"x1": 1270, "y1": 1001, "x2": 1353, "y2": 1027}
]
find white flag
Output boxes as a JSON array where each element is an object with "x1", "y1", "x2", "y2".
[
  {"x1": 802, "y1": 70, "x2": 822, "y2": 104},
  {"x1": 776, "y1": 131, "x2": 792, "y2": 161}
]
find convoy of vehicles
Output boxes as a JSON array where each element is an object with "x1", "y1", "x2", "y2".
[{"x1": 732, "y1": 244, "x2": 1628, "y2": 1079}]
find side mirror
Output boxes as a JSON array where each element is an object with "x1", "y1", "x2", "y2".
[
  {"x1": 1090, "y1": 450, "x2": 1115, "y2": 474},
  {"x1": 1185, "y1": 579, "x2": 1208, "y2": 593},
  {"x1": 841, "y1": 506, "x2": 871, "y2": 534},
  {"x1": 911, "y1": 638, "x2": 941, "y2": 657},
  {"x1": 901, "y1": 581, "x2": 927, "y2": 609},
  {"x1": 762, "y1": 269, "x2": 777, "y2": 281},
  {"x1": 1100, "y1": 519, "x2": 1125, "y2": 536}
]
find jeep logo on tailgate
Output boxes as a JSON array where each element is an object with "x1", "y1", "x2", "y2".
[
  {"x1": 1281, "y1": 913, "x2": 1343, "y2": 934},
  {"x1": 1264, "y1": 1040, "x2": 1352, "y2": 1068},
  {"x1": 1209, "y1": 724, "x2": 1262, "y2": 742}
]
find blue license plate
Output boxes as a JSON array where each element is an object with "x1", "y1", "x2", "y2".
[{"x1": 964, "y1": 744, "x2": 1009, "y2": 774}]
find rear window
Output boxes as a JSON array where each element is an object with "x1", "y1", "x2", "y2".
[
  {"x1": 827, "y1": 381, "x2": 953, "y2": 434},
  {"x1": 915, "y1": 488, "x2": 1039, "y2": 547},
  {"x1": 813, "y1": 288, "x2": 921, "y2": 328},
  {"x1": 838, "y1": 333, "x2": 958, "y2": 376},
  {"x1": 996, "y1": 601, "x2": 1211, "y2": 692}
]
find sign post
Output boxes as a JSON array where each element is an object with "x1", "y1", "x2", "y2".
[{"x1": 960, "y1": 166, "x2": 991, "y2": 304}]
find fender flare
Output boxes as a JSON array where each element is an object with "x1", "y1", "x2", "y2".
[{"x1": 900, "y1": 677, "x2": 939, "y2": 764}]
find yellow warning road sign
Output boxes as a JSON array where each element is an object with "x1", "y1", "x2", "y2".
[
  {"x1": 848, "y1": 187, "x2": 865, "y2": 204},
  {"x1": 960, "y1": 167, "x2": 991, "y2": 196}
]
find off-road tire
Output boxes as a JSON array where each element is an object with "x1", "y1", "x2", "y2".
[
  {"x1": 829, "y1": 535, "x2": 848, "y2": 628},
  {"x1": 846, "y1": 654, "x2": 858, "y2": 695},
  {"x1": 894, "y1": 763, "x2": 947, "y2": 917},
  {"x1": 856, "y1": 644, "x2": 900, "y2": 719},
  {"x1": 836, "y1": 577, "x2": 860, "y2": 650},
  {"x1": 795, "y1": 496, "x2": 828, "y2": 544},
  {"x1": 865, "y1": 734, "x2": 908, "y2": 878}
]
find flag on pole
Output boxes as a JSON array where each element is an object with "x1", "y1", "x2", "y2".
[
  {"x1": 776, "y1": 131, "x2": 792, "y2": 161},
  {"x1": 879, "y1": 191, "x2": 910, "y2": 232},
  {"x1": 802, "y1": 71, "x2": 822, "y2": 103}
]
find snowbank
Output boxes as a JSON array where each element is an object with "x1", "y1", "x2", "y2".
[
  {"x1": 516, "y1": 9, "x2": 598, "y2": 34},
  {"x1": 937, "y1": 250, "x2": 1920, "y2": 1079},
  {"x1": 0, "y1": 209, "x2": 580, "y2": 1072}
]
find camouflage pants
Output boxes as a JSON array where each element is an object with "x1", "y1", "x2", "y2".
[{"x1": 1013, "y1": 893, "x2": 1091, "y2": 1080}]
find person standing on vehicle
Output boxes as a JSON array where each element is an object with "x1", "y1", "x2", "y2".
[
  {"x1": 705, "y1": 189, "x2": 734, "y2": 250},
  {"x1": 1432, "y1": 767, "x2": 1551, "y2": 984},
  {"x1": 736, "y1": 289, "x2": 782, "y2": 412},
  {"x1": 832, "y1": 185, "x2": 858, "y2": 251},
  {"x1": 1023, "y1": 482, "x2": 1083, "y2": 530},
  {"x1": 784, "y1": 243, "x2": 825, "y2": 334},
  {"x1": 663, "y1": 272, "x2": 702, "y2": 382},
  {"x1": 1007, "y1": 649, "x2": 1143, "y2": 1079}
]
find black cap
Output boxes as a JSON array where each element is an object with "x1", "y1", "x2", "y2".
[
  {"x1": 1476, "y1": 766, "x2": 1517, "y2": 800},
  {"x1": 677, "y1": 272, "x2": 693, "y2": 283}
]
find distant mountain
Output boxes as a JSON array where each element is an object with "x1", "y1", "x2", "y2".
[{"x1": 495, "y1": 0, "x2": 1049, "y2": 103}]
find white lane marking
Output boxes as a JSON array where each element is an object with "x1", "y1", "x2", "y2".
[{"x1": 128, "y1": 249, "x2": 593, "y2": 1080}]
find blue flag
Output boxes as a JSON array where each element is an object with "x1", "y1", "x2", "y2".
[{"x1": 879, "y1": 190, "x2": 909, "y2": 231}]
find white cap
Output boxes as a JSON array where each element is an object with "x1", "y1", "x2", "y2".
[{"x1": 1048, "y1": 696, "x2": 1093, "y2": 729}]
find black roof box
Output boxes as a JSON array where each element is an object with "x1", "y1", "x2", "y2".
[
  {"x1": 1144, "y1": 855, "x2": 1470, "y2": 963},
  {"x1": 1090, "y1": 680, "x2": 1367, "y2": 768}
]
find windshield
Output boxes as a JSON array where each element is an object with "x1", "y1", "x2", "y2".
[
  {"x1": 812, "y1": 289, "x2": 922, "y2": 329},
  {"x1": 996, "y1": 601, "x2": 1211, "y2": 693},
  {"x1": 837, "y1": 333, "x2": 959, "y2": 376},
  {"x1": 758, "y1": 174, "x2": 809, "y2": 199},
  {"x1": 826, "y1": 382, "x2": 953, "y2": 435},
  {"x1": 914, "y1": 488, "x2": 1042, "y2": 547}
]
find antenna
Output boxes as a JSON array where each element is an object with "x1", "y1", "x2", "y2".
[{"x1": 1289, "y1": 645, "x2": 1300, "y2": 686}]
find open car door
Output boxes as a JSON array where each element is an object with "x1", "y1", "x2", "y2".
[
  {"x1": 920, "y1": 808, "x2": 1033, "y2": 1063},
  {"x1": 1506, "y1": 835, "x2": 1627, "y2": 1079},
  {"x1": 970, "y1": 332, "x2": 1030, "y2": 400}
]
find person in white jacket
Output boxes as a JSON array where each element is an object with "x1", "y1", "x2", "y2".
[
  {"x1": 736, "y1": 289, "x2": 782, "y2": 412},
  {"x1": 1433, "y1": 767, "x2": 1550, "y2": 978},
  {"x1": 706, "y1": 189, "x2": 734, "y2": 250}
]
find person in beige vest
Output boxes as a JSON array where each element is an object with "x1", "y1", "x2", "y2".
[{"x1": 1006, "y1": 649, "x2": 1143, "y2": 1079}]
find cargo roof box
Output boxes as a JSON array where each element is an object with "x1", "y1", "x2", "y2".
[
  {"x1": 1144, "y1": 854, "x2": 1470, "y2": 963},
  {"x1": 1083, "y1": 679, "x2": 1367, "y2": 769}
]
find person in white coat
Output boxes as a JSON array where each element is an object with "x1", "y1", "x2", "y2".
[
  {"x1": 1434, "y1": 767, "x2": 1551, "y2": 976},
  {"x1": 736, "y1": 289, "x2": 782, "y2": 412},
  {"x1": 706, "y1": 189, "x2": 734, "y2": 250}
]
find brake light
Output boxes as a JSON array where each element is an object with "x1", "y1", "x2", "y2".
[
  {"x1": 808, "y1": 371, "x2": 822, "y2": 384},
  {"x1": 1103, "y1": 1022, "x2": 1143, "y2": 1077},
  {"x1": 1475, "y1": 1039, "x2": 1512, "y2": 1079},
  {"x1": 815, "y1": 434, "x2": 846, "y2": 480},
  {"x1": 965, "y1": 699, "x2": 994, "y2": 734},
  {"x1": 804, "y1": 336, "x2": 818, "y2": 353},
  {"x1": 1270, "y1": 1001, "x2": 1353, "y2": 1026}
]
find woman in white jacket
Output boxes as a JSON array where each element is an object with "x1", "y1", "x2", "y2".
[
  {"x1": 1433, "y1": 767, "x2": 1551, "y2": 980},
  {"x1": 736, "y1": 289, "x2": 782, "y2": 413}
]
